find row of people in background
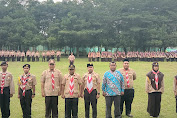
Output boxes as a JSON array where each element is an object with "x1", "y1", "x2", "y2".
[
  {"x1": 1, "y1": 59, "x2": 177, "y2": 118},
  {"x1": 88, "y1": 51, "x2": 177, "y2": 62},
  {"x1": 0, "y1": 50, "x2": 62, "y2": 62}
]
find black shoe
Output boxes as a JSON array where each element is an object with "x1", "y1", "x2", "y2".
[{"x1": 126, "y1": 114, "x2": 133, "y2": 117}]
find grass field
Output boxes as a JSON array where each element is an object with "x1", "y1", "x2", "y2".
[{"x1": 0, "y1": 58, "x2": 177, "y2": 118}]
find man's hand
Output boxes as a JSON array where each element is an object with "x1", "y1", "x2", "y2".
[
  {"x1": 32, "y1": 95, "x2": 35, "y2": 98},
  {"x1": 42, "y1": 92, "x2": 45, "y2": 97},
  {"x1": 102, "y1": 92, "x2": 106, "y2": 97},
  {"x1": 61, "y1": 94, "x2": 65, "y2": 99},
  {"x1": 10, "y1": 94, "x2": 13, "y2": 97},
  {"x1": 121, "y1": 92, "x2": 124, "y2": 95},
  {"x1": 18, "y1": 94, "x2": 20, "y2": 99},
  {"x1": 96, "y1": 94, "x2": 100, "y2": 99},
  {"x1": 58, "y1": 91, "x2": 61, "y2": 96}
]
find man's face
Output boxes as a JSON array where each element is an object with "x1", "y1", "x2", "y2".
[
  {"x1": 87, "y1": 66, "x2": 94, "y2": 73},
  {"x1": 1, "y1": 64, "x2": 8, "y2": 70},
  {"x1": 69, "y1": 69, "x2": 75, "y2": 75},
  {"x1": 23, "y1": 67, "x2": 30, "y2": 74},
  {"x1": 153, "y1": 65, "x2": 159, "y2": 71},
  {"x1": 123, "y1": 61, "x2": 129, "y2": 70},
  {"x1": 49, "y1": 63, "x2": 55, "y2": 70},
  {"x1": 109, "y1": 63, "x2": 116, "y2": 71}
]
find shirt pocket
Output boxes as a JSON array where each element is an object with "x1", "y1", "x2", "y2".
[
  {"x1": 27, "y1": 78, "x2": 33, "y2": 86},
  {"x1": 5, "y1": 76, "x2": 11, "y2": 86}
]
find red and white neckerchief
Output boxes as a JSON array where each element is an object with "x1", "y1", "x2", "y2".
[
  {"x1": 124, "y1": 69, "x2": 130, "y2": 88},
  {"x1": 87, "y1": 74, "x2": 93, "y2": 94},
  {"x1": 152, "y1": 70, "x2": 159, "y2": 90},
  {"x1": 51, "y1": 72, "x2": 55, "y2": 91},
  {"x1": 1, "y1": 73, "x2": 7, "y2": 94},
  {"x1": 22, "y1": 73, "x2": 30, "y2": 96},
  {"x1": 69, "y1": 76, "x2": 74, "y2": 96}
]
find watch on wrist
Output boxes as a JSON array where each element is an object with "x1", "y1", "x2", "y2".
[{"x1": 32, "y1": 93, "x2": 35, "y2": 95}]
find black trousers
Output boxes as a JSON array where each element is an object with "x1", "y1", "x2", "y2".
[
  {"x1": 65, "y1": 98, "x2": 78, "y2": 118},
  {"x1": 0, "y1": 87, "x2": 10, "y2": 118},
  {"x1": 27, "y1": 56, "x2": 31, "y2": 62},
  {"x1": 105, "y1": 95, "x2": 121, "y2": 118},
  {"x1": 84, "y1": 89, "x2": 97, "y2": 118},
  {"x1": 51, "y1": 55, "x2": 55, "y2": 59},
  {"x1": 32, "y1": 56, "x2": 35, "y2": 62},
  {"x1": 70, "y1": 61, "x2": 74, "y2": 65},
  {"x1": 42, "y1": 56, "x2": 45, "y2": 62},
  {"x1": 57, "y1": 56, "x2": 60, "y2": 61},
  {"x1": 120, "y1": 89, "x2": 134, "y2": 115},
  {"x1": 19, "y1": 89, "x2": 32, "y2": 118},
  {"x1": 45, "y1": 96, "x2": 58, "y2": 118},
  {"x1": 97, "y1": 57, "x2": 99, "y2": 62},
  {"x1": 88, "y1": 58, "x2": 91, "y2": 62},
  {"x1": 47, "y1": 56, "x2": 50, "y2": 61},
  {"x1": 147, "y1": 92, "x2": 161, "y2": 117},
  {"x1": 22, "y1": 56, "x2": 25, "y2": 62}
]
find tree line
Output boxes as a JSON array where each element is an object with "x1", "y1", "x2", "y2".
[{"x1": 0, "y1": 0, "x2": 177, "y2": 55}]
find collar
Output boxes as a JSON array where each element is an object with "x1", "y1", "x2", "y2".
[
  {"x1": 68, "y1": 73, "x2": 76, "y2": 77},
  {"x1": 48, "y1": 69, "x2": 56, "y2": 72}
]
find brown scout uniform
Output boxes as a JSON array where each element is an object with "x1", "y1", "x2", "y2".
[
  {"x1": 146, "y1": 69, "x2": 164, "y2": 117},
  {"x1": 41, "y1": 68, "x2": 63, "y2": 118},
  {"x1": 0, "y1": 71, "x2": 15, "y2": 117},
  {"x1": 18, "y1": 73, "x2": 36, "y2": 118},
  {"x1": 62, "y1": 73, "x2": 81, "y2": 98},
  {"x1": 41, "y1": 69, "x2": 63, "y2": 96},
  {"x1": 82, "y1": 71, "x2": 101, "y2": 118},
  {"x1": 118, "y1": 68, "x2": 136, "y2": 115}
]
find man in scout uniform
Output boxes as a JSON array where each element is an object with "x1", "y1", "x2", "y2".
[
  {"x1": 88, "y1": 51, "x2": 92, "y2": 62},
  {"x1": 41, "y1": 59, "x2": 63, "y2": 118},
  {"x1": 118, "y1": 59, "x2": 136, "y2": 117},
  {"x1": 0, "y1": 61, "x2": 15, "y2": 118},
  {"x1": 174, "y1": 75, "x2": 177, "y2": 113},
  {"x1": 61, "y1": 65, "x2": 82, "y2": 118},
  {"x1": 18, "y1": 64, "x2": 36, "y2": 118},
  {"x1": 31, "y1": 51, "x2": 35, "y2": 62},
  {"x1": 96, "y1": 51, "x2": 100, "y2": 62},
  {"x1": 56, "y1": 50, "x2": 61, "y2": 62},
  {"x1": 46, "y1": 51, "x2": 51, "y2": 62},
  {"x1": 51, "y1": 50, "x2": 55, "y2": 60},
  {"x1": 21, "y1": 51, "x2": 25, "y2": 62},
  {"x1": 92, "y1": 52, "x2": 96, "y2": 62},
  {"x1": 146, "y1": 62, "x2": 164, "y2": 117},
  {"x1": 102, "y1": 62, "x2": 124, "y2": 118},
  {"x1": 26, "y1": 50, "x2": 31, "y2": 62},
  {"x1": 42, "y1": 51, "x2": 46, "y2": 62},
  {"x1": 68, "y1": 52, "x2": 75, "y2": 65},
  {"x1": 81, "y1": 63, "x2": 101, "y2": 118},
  {"x1": 35, "y1": 51, "x2": 40, "y2": 62}
]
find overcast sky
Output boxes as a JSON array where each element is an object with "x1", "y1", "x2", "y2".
[{"x1": 38, "y1": 0, "x2": 62, "y2": 3}]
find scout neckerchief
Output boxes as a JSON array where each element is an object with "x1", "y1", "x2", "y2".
[
  {"x1": 22, "y1": 73, "x2": 30, "y2": 96},
  {"x1": 87, "y1": 73, "x2": 93, "y2": 94},
  {"x1": 1, "y1": 72, "x2": 7, "y2": 94},
  {"x1": 124, "y1": 69, "x2": 130, "y2": 88},
  {"x1": 51, "y1": 71, "x2": 55, "y2": 91},
  {"x1": 152, "y1": 70, "x2": 159, "y2": 90},
  {"x1": 69, "y1": 75, "x2": 74, "y2": 96}
]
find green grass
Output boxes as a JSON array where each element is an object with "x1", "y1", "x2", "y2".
[{"x1": 1, "y1": 58, "x2": 177, "y2": 118}]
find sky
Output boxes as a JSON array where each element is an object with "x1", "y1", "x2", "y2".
[{"x1": 38, "y1": 0, "x2": 62, "y2": 3}]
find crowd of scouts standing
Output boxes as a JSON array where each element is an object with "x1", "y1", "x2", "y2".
[
  {"x1": 2, "y1": 50, "x2": 177, "y2": 62},
  {"x1": 88, "y1": 51, "x2": 177, "y2": 62},
  {"x1": 0, "y1": 53, "x2": 177, "y2": 118}
]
